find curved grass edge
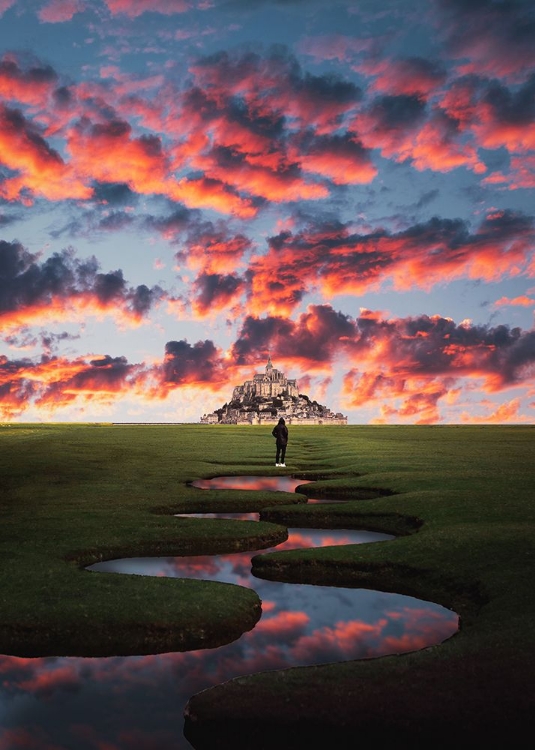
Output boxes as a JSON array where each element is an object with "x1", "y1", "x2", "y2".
[
  {"x1": 0, "y1": 519, "x2": 288, "y2": 658},
  {"x1": 151, "y1": 488, "x2": 308, "y2": 515},
  {"x1": 184, "y1": 637, "x2": 533, "y2": 746},
  {"x1": 260, "y1": 506, "x2": 421, "y2": 536},
  {"x1": 251, "y1": 554, "x2": 485, "y2": 619},
  {"x1": 293, "y1": 478, "x2": 394, "y2": 499},
  {"x1": 0, "y1": 576, "x2": 262, "y2": 658}
]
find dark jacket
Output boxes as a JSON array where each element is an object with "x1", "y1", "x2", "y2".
[{"x1": 272, "y1": 424, "x2": 288, "y2": 445}]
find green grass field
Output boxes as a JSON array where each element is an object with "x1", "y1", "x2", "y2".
[{"x1": 1, "y1": 423, "x2": 534, "y2": 744}]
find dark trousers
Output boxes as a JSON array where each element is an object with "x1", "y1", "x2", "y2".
[{"x1": 276, "y1": 442, "x2": 286, "y2": 463}]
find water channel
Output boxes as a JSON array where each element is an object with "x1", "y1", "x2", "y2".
[{"x1": 0, "y1": 476, "x2": 458, "y2": 750}]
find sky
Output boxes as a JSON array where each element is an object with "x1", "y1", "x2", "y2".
[{"x1": 0, "y1": 0, "x2": 534, "y2": 424}]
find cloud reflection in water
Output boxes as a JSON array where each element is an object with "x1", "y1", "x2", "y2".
[{"x1": 189, "y1": 476, "x2": 310, "y2": 492}]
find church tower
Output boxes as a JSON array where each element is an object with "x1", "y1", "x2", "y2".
[{"x1": 266, "y1": 353, "x2": 273, "y2": 375}]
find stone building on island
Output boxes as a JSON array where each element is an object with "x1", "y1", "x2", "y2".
[{"x1": 200, "y1": 355, "x2": 347, "y2": 425}]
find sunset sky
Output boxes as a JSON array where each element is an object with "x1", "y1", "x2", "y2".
[{"x1": 1, "y1": 0, "x2": 534, "y2": 424}]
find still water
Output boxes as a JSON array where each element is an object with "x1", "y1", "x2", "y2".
[
  {"x1": 0, "y1": 476, "x2": 458, "y2": 750},
  {"x1": 189, "y1": 475, "x2": 309, "y2": 492}
]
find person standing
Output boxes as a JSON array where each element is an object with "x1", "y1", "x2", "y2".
[{"x1": 272, "y1": 417, "x2": 288, "y2": 467}]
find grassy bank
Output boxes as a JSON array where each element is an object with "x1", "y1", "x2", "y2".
[
  {"x1": 0, "y1": 423, "x2": 292, "y2": 655},
  {"x1": 1, "y1": 423, "x2": 534, "y2": 743}
]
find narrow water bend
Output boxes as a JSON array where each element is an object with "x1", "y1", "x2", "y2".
[{"x1": 90, "y1": 474, "x2": 458, "y2": 671}]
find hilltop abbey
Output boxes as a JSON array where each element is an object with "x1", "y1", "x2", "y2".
[{"x1": 201, "y1": 356, "x2": 347, "y2": 425}]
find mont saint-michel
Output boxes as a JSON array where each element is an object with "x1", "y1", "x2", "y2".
[{"x1": 201, "y1": 356, "x2": 347, "y2": 425}]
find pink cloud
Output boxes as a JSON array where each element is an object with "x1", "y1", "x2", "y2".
[
  {"x1": 483, "y1": 156, "x2": 535, "y2": 190},
  {"x1": 243, "y1": 211, "x2": 535, "y2": 318},
  {"x1": 0, "y1": 0, "x2": 15, "y2": 17},
  {"x1": 0, "y1": 105, "x2": 91, "y2": 203},
  {"x1": 353, "y1": 94, "x2": 485, "y2": 174},
  {"x1": 38, "y1": 0, "x2": 85, "y2": 23},
  {"x1": 254, "y1": 611, "x2": 310, "y2": 639},
  {"x1": 438, "y1": 0, "x2": 535, "y2": 81},
  {"x1": 0, "y1": 54, "x2": 58, "y2": 108},
  {"x1": 296, "y1": 34, "x2": 378, "y2": 63},
  {"x1": 440, "y1": 76, "x2": 535, "y2": 158},
  {"x1": 104, "y1": 0, "x2": 190, "y2": 17},
  {"x1": 358, "y1": 56, "x2": 447, "y2": 98},
  {"x1": 460, "y1": 398, "x2": 529, "y2": 423},
  {"x1": 494, "y1": 295, "x2": 535, "y2": 308}
]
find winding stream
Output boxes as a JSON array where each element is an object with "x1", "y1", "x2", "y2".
[{"x1": 0, "y1": 475, "x2": 459, "y2": 750}]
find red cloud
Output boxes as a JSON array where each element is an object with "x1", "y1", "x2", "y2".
[
  {"x1": 355, "y1": 314, "x2": 535, "y2": 388},
  {"x1": 67, "y1": 118, "x2": 169, "y2": 196},
  {"x1": 1, "y1": 36, "x2": 532, "y2": 222},
  {"x1": 460, "y1": 398, "x2": 528, "y2": 423},
  {"x1": 437, "y1": 0, "x2": 535, "y2": 81},
  {"x1": 38, "y1": 0, "x2": 85, "y2": 23},
  {"x1": 0, "y1": 54, "x2": 58, "y2": 107},
  {"x1": 353, "y1": 93, "x2": 427, "y2": 159},
  {"x1": 345, "y1": 370, "x2": 452, "y2": 425},
  {"x1": 232, "y1": 305, "x2": 356, "y2": 369},
  {"x1": 159, "y1": 339, "x2": 227, "y2": 391},
  {"x1": 168, "y1": 176, "x2": 257, "y2": 219},
  {"x1": 369, "y1": 380, "x2": 451, "y2": 425},
  {"x1": 0, "y1": 353, "x2": 143, "y2": 418},
  {"x1": 191, "y1": 272, "x2": 245, "y2": 318},
  {"x1": 0, "y1": 105, "x2": 91, "y2": 203},
  {"x1": 474, "y1": 89, "x2": 535, "y2": 155},
  {"x1": 353, "y1": 94, "x2": 485, "y2": 173},
  {"x1": 359, "y1": 56, "x2": 447, "y2": 97},
  {"x1": 407, "y1": 110, "x2": 485, "y2": 174},
  {"x1": 65, "y1": 117, "x2": 257, "y2": 217},
  {"x1": 190, "y1": 49, "x2": 361, "y2": 135},
  {"x1": 494, "y1": 295, "x2": 535, "y2": 308},
  {"x1": 177, "y1": 226, "x2": 252, "y2": 275},
  {"x1": 483, "y1": 155, "x2": 535, "y2": 190},
  {"x1": 380, "y1": 606, "x2": 458, "y2": 654},
  {"x1": 440, "y1": 76, "x2": 535, "y2": 159},
  {"x1": 340, "y1": 312, "x2": 535, "y2": 422},
  {"x1": 0, "y1": 241, "x2": 164, "y2": 334},
  {"x1": 289, "y1": 132, "x2": 377, "y2": 185},
  {"x1": 104, "y1": 0, "x2": 190, "y2": 17},
  {"x1": 4, "y1": 42, "x2": 508, "y2": 219},
  {"x1": 168, "y1": 86, "x2": 333, "y2": 202},
  {"x1": 254, "y1": 611, "x2": 310, "y2": 638},
  {"x1": 296, "y1": 33, "x2": 377, "y2": 63},
  {"x1": 193, "y1": 146, "x2": 328, "y2": 203},
  {"x1": 0, "y1": 0, "x2": 15, "y2": 16},
  {"x1": 34, "y1": 355, "x2": 140, "y2": 410},
  {"x1": 18, "y1": 662, "x2": 81, "y2": 694},
  {"x1": 244, "y1": 211, "x2": 535, "y2": 316},
  {"x1": 171, "y1": 85, "x2": 284, "y2": 168},
  {"x1": 291, "y1": 619, "x2": 386, "y2": 663},
  {"x1": 163, "y1": 49, "x2": 364, "y2": 205}
]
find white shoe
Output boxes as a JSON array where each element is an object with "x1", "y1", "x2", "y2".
[
  {"x1": 275, "y1": 463, "x2": 280, "y2": 466},
  {"x1": 280, "y1": 463, "x2": 286, "y2": 467}
]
